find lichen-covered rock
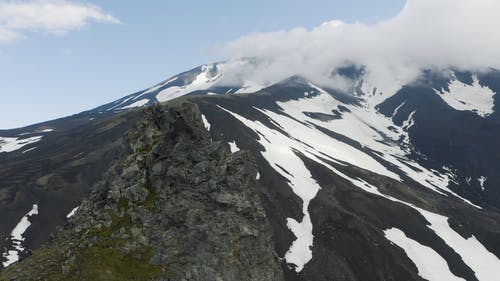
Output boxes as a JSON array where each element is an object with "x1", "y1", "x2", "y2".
[{"x1": 0, "y1": 101, "x2": 283, "y2": 281}]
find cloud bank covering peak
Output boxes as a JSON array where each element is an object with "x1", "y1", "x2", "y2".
[
  {"x1": 222, "y1": 0, "x2": 500, "y2": 94},
  {"x1": 0, "y1": 0, "x2": 120, "y2": 43}
]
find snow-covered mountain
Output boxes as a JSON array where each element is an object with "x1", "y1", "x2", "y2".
[
  {"x1": 90, "y1": 60, "x2": 268, "y2": 113},
  {"x1": 91, "y1": 62, "x2": 500, "y2": 207},
  {"x1": 1, "y1": 61, "x2": 500, "y2": 280}
]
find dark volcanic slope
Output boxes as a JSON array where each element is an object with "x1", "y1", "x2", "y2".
[
  {"x1": 377, "y1": 71, "x2": 500, "y2": 207},
  {"x1": 0, "y1": 110, "x2": 142, "y2": 265},
  {"x1": 191, "y1": 89, "x2": 500, "y2": 281}
]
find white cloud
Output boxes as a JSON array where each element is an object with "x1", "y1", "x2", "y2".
[
  {"x1": 0, "y1": 0, "x2": 120, "y2": 43},
  {"x1": 222, "y1": 0, "x2": 500, "y2": 94}
]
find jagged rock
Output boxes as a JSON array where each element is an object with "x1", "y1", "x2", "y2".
[{"x1": 0, "y1": 102, "x2": 283, "y2": 281}]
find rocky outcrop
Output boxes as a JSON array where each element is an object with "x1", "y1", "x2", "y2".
[{"x1": 0, "y1": 101, "x2": 283, "y2": 281}]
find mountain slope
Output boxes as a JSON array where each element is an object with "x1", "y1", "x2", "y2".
[
  {"x1": 0, "y1": 110, "x2": 143, "y2": 267},
  {"x1": 191, "y1": 82, "x2": 500, "y2": 280},
  {"x1": 90, "y1": 61, "x2": 264, "y2": 113},
  {"x1": 0, "y1": 102, "x2": 283, "y2": 281},
  {"x1": 1, "y1": 62, "x2": 500, "y2": 280}
]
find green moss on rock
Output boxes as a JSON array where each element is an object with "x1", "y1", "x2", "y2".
[{"x1": 72, "y1": 246, "x2": 161, "y2": 281}]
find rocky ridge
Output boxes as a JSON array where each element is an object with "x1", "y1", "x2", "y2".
[{"x1": 0, "y1": 101, "x2": 283, "y2": 281}]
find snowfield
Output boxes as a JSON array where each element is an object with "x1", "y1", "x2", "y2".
[
  {"x1": 2, "y1": 204, "x2": 39, "y2": 268},
  {"x1": 384, "y1": 228, "x2": 465, "y2": 281},
  {"x1": 278, "y1": 83, "x2": 480, "y2": 208},
  {"x1": 157, "y1": 64, "x2": 223, "y2": 102},
  {"x1": 119, "y1": 99, "x2": 149, "y2": 109},
  {"x1": 435, "y1": 76, "x2": 496, "y2": 117},
  {"x1": 213, "y1": 76, "x2": 496, "y2": 273},
  {"x1": 0, "y1": 136, "x2": 43, "y2": 153}
]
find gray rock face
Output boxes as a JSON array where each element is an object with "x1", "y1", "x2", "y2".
[{"x1": 0, "y1": 102, "x2": 283, "y2": 281}]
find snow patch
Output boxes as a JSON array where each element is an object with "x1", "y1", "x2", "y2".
[
  {"x1": 401, "y1": 110, "x2": 417, "y2": 147},
  {"x1": 22, "y1": 147, "x2": 37, "y2": 154},
  {"x1": 138, "y1": 76, "x2": 178, "y2": 98},
  {"x1": 157, "y1": 64, "x2": 223, "y2": 102},
  {"x1": 119, "y1": 99, "x2": 149, "y2": 110},
  {"x1": 2, "y1": 204, "x2": 39, "y2": 268},
  {"x1": 235, "y1": 80, "x2": 266, "y2": 94},
  {"x1": 107, "y1": 95, "x2": 136, "y2": 111},
  {"x1": 402, "y1": 110, "x2": 416, "y2": 131},
  {"x1": 478, "y1": 176, "x2": 487, "y2": 191},
  {"x1": 18, "y1": 128, "x2": 53, "y2": 136},
  {"x1": 201, "y1": 114, "x2": 211, "y2": 131},
  {"x1": 0, "y1": 136, "x2": 43, "y2": 153},
  {"x1": 66, "y1": 206, "x2": 80, "y2": 218},
  {"x1": 228, "y1": 141, "x2": 240, "y2": 153},
  {"x1": 358, "y1": 78, "x2": 403, "y2": 108},
  {"x1": 392, "y1": 102, "x2": 406, "y2": 118},
  {"x1": 384, "y1": 228, "x2": 465, "y2": 281},
  {"x1": 435, "y1": 75, "x2": 495, "y2": 117}
]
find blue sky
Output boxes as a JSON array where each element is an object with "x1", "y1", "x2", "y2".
[{"x1": 0, "y1": 0, "x2": 405, "y2": 129}]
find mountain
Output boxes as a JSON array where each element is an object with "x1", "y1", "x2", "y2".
[
  {"x1": 0, "y1": 61, "x2": 500, "y2": 281},
  {"x1": 89, "y1": 60, "x2": 264, "y2": 113},
  {"x1": 0, "y1": 102, "x2": 283, "y2": 280}
]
